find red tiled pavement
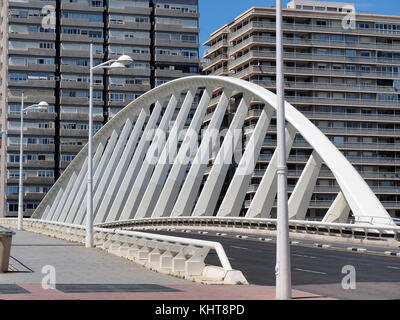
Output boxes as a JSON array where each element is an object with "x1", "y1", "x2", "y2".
[{"x1": 0, "y1": 284, "x2": 333, "y2": 300}]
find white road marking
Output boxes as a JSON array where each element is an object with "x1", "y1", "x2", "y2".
[
  {"x1": 231, "y1": 246, "x2": 248, "y2": 250},
  {"x1": 295, "y1": 268, "x2": 327, "y2": 275},
  {"x1": 388, "y1": 266, "x2": 400, "y2": 270},
  {"x1": 293, "y1": 254, "x2": 317, "y2": 259}
]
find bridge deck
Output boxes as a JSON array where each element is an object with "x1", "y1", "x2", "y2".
[{"x1": 0, "y1": 230, "x2": 329, "y2": 300}]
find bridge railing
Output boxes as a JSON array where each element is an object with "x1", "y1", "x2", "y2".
[
  {"x1": 96, "y1": 217, "x2": 400, "y2": 243},
  {"x1": 0, "y1": 218, "x2": 248, "y2": 284}
]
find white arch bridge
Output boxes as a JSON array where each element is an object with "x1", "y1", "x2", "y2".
[{"x1": 33, "y1": 76, "x2": 397, "y2": 231}]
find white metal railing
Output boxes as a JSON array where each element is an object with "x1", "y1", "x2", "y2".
[{"x1": 95, "y1": 217, "x2": 400, "y2": 241}]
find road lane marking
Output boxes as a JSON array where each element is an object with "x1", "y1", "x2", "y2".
[
  {"x1": 231, "y1": 246, "x2": 248, "y2": 250},
  {"x1": 293, "y1": 254, "x2": 317, "y2": 259},
  {"x1": 295, "y1": 268, "x2": 327, "y2": 275},
  {"x1": 388, "y1": 266, "x2": 400, "y2": 270}
]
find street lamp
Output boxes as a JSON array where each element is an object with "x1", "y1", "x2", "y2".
[
  {"x1": 18, "y1": 93, "x2": 48, "y2": 231},
  {"x1": 86, "y1": 43, "x2": 133, "y2": 248},
  {"x1": 275, "y1": 0, "x2": 292, "y2": 300}
]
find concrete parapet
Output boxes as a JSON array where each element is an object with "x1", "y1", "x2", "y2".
[{"x1": 0, "y1": 218, "x2": 248, "y2": 285}]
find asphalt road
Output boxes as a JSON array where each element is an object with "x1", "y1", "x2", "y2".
[{"x1": 139, "y1": 229, "x2": 400, "y2": 300}]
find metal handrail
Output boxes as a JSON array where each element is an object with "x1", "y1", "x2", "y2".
[
  {"x1": 0, "y1": 225, "x2": 16, "y2": 236},
  {"x1": 95, "y1": 216, "x2": 400, "y2": 233}
]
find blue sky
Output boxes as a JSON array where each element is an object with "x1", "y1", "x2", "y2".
[{"x1": 199, "y1": 0, "x2": 400, "y2": 56}]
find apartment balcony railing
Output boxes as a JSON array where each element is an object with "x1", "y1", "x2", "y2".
[
  {"x1": 210, "y1": 66, "x2": 230, "y2": 76},
  {"x1": 230, "y1": 21, "x2": 400, "y2": 42},
  {"x1": 230, "y1": 50, "x2": 400, "y2": 70},
  {"x1": 258, "y1": 140, "x2": 400, "y2": 152},
  {"x1": 229, "y1": 35, "x2": 400, "y2": 56},
  {"x1": 244, "y1": 123, "x2": 400, "y2": 137},
  {"x1": 256, "y1": 154, "x2": 400, "y2": 165},
  {"x1": 247, "y1": 183, "x2": 400, "y2": 194},
  {"x1": 204, "y1": 39, "x2": 228, "y2": 57},
  {"x1": 299, "y1": 111, "x2": 400, "y2": 123},
  {"x1": 252, "y1": 169, "x2": 400, "y2": 180},
  {"x1": 286, "y1": 96, "x2": 400, "y2": 107},
  {"x1": 203, "y1": 54, "x2": 229, "y2": 70},
  {"x1": 233, "y1": 65, "x2": 400, "y2": 80},
  {"x1": 249, "y1": 79, "x2": 398, "y2": 94}
]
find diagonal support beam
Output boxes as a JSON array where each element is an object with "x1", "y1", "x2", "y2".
[
  {"x1": 96, "y1": 109, "x2": 148, "y2": 223},
  {"x1": 73, "y1": 130, "x2": 119, "y2": 225},
  {"x1": 322, "y1": 192, "x2": 351, "y2": 224},
  {"x1": 288, "y1": 151, "x2": 323, "y2": 220},
  {"x1": 135, "y1": 88, "x2": 196, "y2": 219},
  {"x1": 193, "y1": 95, "x2": 251, "y2": 217},
  {"x1": 119, "y1": 93, "x2": 180, "y2": 221},
  {"x1": 105, "y1": 102, "x2": 162, "y2": 222},
  {"x1": 171, "y1": 89, "x2": 233, "y2": 217},
  {"x1": 91, "y1": 117, "x2": 134, "y2": 220},
  {"x1": 151, "y1": 88, "x2": 212, "y2": 218},
  {"x1": 246, "y1": 123, "x2": 297, "y2": 218},
  {"x1": 52, "y1": 139, "x2": 106, "y2": 223},
  {"x1": 217, "y1": 105, "x2": 274, "y2": 217}
]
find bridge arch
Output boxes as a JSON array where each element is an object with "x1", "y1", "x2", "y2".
[{"x1": 33, "y1": 76, "x2": 394, "y2": 226}]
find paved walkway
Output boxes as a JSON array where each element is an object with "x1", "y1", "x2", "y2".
[{"x1": 0, "y1": 231, "x2": 332, "y2": 300}]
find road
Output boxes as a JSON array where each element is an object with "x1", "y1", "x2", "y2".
[{"x1": 139, "y1": 229, "x2": 400, "y2": 300}]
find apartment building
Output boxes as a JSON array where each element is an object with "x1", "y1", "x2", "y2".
[
  {"x1": 203, "y1": 0, "x2": 400, "y2": 219},
  {"x1": 0, "y1": 0, "x2": 200, "y2": 217}
]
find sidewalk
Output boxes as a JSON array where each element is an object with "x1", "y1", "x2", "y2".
[{"x1": 0, "y1": 231, "x2": 332, "y2": 300}]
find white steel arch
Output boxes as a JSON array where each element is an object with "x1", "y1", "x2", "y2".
[{"x1": 32, "y1": 76, "x2": 395, "y2": 227}]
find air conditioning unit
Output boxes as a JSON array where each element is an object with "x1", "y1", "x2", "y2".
[{"x1": 169, "y1": 66, "x2": 175, "y2": 71}]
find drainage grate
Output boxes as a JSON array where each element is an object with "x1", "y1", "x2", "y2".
[
  {"x1": 0, "y1": 284, "x2": 30, "y2": 295},
  {"x1": 55, "y1": 284, "x2": 181, "y2": 294}
]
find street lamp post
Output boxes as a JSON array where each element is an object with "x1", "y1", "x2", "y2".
[
  {"x1": 86, "y1": 43, "x2": 133, "y2": 248},
  {"x1": 275, "y1": 0, "x2": 292, "y2": 300},
  {"x1": 18, "y1": 94, "x2": 48, "y2": 231}
]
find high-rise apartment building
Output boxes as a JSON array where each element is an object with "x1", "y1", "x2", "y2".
[
  {"x1": 203, "y1": 0, "x2": 400, "y2": 220},
  {"x1": 0, "y1": 0, "x2": 200, "y2": 217}
]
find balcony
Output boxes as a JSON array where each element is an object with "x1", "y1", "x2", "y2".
[
  {"x1": 299, "y1": 111, "x2": 400, "y2": 124},
  {"x1": 9, "y1": 48, "x2": 56, "y2": 57},
  {"x1": 7, "y1": 144, "x2": 55, "y2": 153},
  {"x1": 7, "y1": 160, "x2": 55, "y2": 169},
  {"x1": 60, "y1": 112, "x2": 103, "y2": 122},
  {"x1": 229, "y1": 35, "x2": 400, "y2": 56},
  {"x1": 259, "y1": 139, "x2": 400, "y2": 152},
  {"x1": 60, "y1": 129, "x2": 88, "y2": 138},
  {"x1": 8, "y1": 112, "x2": 56, "y2": 121},
  {"x1": 233, "y1": 65, "x2": 400, "y2": 80},
  {"x1": 108, "y1": 6, "x2": 151, "y2": 15},
  {"x1": 230, "y1": 21, "x2": 400, "y2": 42},
  {"x1": 8, "y1": 79, "x2": 56, "y2": 89},
  {"x1": 204, "y1": 39, "x2": 228, "y2": 58},
  {"x1": 7, "y1": 128, "x2": 55, "y2": 137},
  {"x1": 250, "y1": 79, "x2": 400, "y2": 95},
  {"x1": 155, "y1": 8, "x2": 199, "y2": 19},
  {"x1": 107, "y1": 83, "x2": 151, "y2": 92},
  {"x1": 9, "y1": 64, "x2": 56, "y2": 73},
  {"x1": 257, "y1": 154, "x2": 400, "y2": 166},
  {"x1": 60, "y1": 145, "x2": 85, "y2": 153},
  {"x1": 202, "y1": 54, "x2": 229, "y2": 71},
  {"x1": 7, "y1": 176, "x2": 55, "y2": 185},
  {"x1": 155, "y1": 54, "x2": 199, "y2": 64},
  {"x1": 230, "y1": 50, "x2": 400, "y2": 70}
]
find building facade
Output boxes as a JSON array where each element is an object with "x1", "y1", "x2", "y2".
[
  {"x1": 0, "y1": 0, "x2": 200, "y2": 217},
  {"x1": 203, "y1": 0, "x2": 400, "y2": 219}
]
